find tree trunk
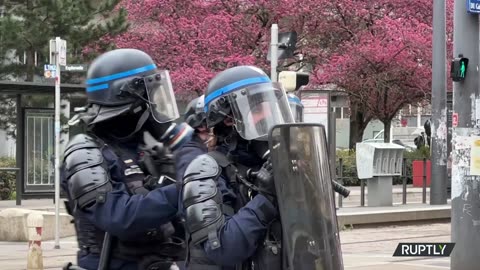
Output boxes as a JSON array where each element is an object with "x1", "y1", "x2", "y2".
[
  {"x1": 25, "y1": 48, "x2": 35, "y2": 82},
  {"x1": 382, "y1": 119, "x2": 392, "y2": 143},
  {"x1": 348, "y1": 101, "x2": 369, "y2": 149}
]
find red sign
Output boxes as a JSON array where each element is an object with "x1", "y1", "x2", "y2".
[
  {"x1": 452, "y1": 112, "x2": 458, "y2": 127},
  {"x1": 401, "y1": 119, "x2": 408, "y2": 127}
]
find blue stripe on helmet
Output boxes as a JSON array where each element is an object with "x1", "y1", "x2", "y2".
[
  {"x1": 288, "y1": 95, "x2": 301, "y2": 104},
  {"x1": 86, "y1": 83, "x2": 109, "y2": 92},
  {"x1": 204, "y1": 76, "x2": 271, "y2": 111},
  {"x1": 86, "y1": 64, "x2": 157, "y2": 85}
]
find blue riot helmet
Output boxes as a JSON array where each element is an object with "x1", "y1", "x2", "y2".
[
  {"x1": 184, "y1": 95, "x2": 206, "y2": 129},
  {"x1": 204, "y1": 65, "x2": 294, "y2": 141},
  {"x1": 287, "y1": 93, "x2": 304, "y2": 122},
  {"x1": 78, "y1": 48, "x2": 192, "y2": 149}
]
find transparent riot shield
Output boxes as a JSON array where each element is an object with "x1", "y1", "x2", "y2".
[{"x1": 268, "y1": 123, "x2": 344, "y2": 270}]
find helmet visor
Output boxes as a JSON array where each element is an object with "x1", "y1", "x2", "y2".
[
  {"x1": 194, "y1": 95, "x2": 206, "y2": 122},
  {"x1": 228, "y1": 82, "x2": 294, "y2": 140},
  {"x1": 145, "y1": 70, "x2": 180, "y2": 123}
]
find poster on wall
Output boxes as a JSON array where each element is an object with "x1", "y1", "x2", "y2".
[
  {"x1": 470, "y1": 136, "x2": 480, "y2": 175},
  {"x1": 299, "y1": 91, "x2": 330, "y2": 140}
]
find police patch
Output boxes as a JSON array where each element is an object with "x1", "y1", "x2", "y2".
[{"x1": 125, "y1": 165, "x2": 143, "y2": 176}]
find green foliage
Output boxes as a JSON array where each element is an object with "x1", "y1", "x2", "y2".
[
  {"x1": 0, "y1": 0, "x2": 129, "y2": 137},
  {"x1": 0, "y1": 0, "x2": 129, "y2": 82},
  {"x1": 0, "y1": 157, "x2": 17, "y2": 200},
  {"x1": 336, "y1": 147, "x2": 431, "y2": 186},
  {"x1": 0, "y1": 96, "x2": 17, "y2": 138}
]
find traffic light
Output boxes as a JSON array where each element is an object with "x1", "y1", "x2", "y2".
[
  {"x1": 278, "y1": 71, "x2": 310, "y2": 92},
  {"x1": 451, "y1": 55, "x2": 469, "y2": 82},
  {"x1": 267, "y1": 32, "x2": 298, "y2": 61}
]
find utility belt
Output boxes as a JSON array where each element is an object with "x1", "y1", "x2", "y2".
[
  {"x1": 78, "y1": 235, "x2": 185, "y2": 270},
  {"x1": 251, "y1": 219, "x2": 282, "y2": 270}
]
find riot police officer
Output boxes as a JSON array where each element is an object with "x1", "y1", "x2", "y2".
[
  {"x1": 287, "y1": 93, "x2": 304, "y2": 122},
  {"x1": 174, "y1": 95, "x2": 209, "y2": 181},
  {"x1": 180, "y1": 66, "x2": 295, "y2": 269},
  {"x1": 61, "y1": 49, "x2": 192, "y2": 270}
]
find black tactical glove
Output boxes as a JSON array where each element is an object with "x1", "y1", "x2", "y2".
[
  {"x1": 248, "y1": 158, "x2": 277, "y2": 205},
  {"x1": 139, "y1": 131, "x2": 177, "y2": 181},
  {"x1": 144, "y1": 174, "x2": 177, "y2": 191}
]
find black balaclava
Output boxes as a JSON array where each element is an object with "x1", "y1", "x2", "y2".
[{"x1": 214, "y1": 123, "x2": 267, "y2": 167}]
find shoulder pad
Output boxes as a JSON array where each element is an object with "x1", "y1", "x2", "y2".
[
  {"x1": 183, "y1": 154, "x2": 220, "y2": 183},
  {"x1": 63, "y1": 134, "x2": 112, "y2": 209},
  {"x1": 64, "y1": 134, "x2": 100, "y2": 159},
  {"x1": 68, "y1": 165, "x2": 112, "y2": 209},
  {"x1": 64, "y1": 146, "x2": 104, "y2": 179}
]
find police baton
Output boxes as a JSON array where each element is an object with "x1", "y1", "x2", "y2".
[
  {"x1": 97, "y1": 232, "x2": 113, "y2": 270},
  {"x1": 332, "y1": 180, "x2": 350, "y2": 198}
]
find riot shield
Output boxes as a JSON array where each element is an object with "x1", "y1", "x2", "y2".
[{"x1": 268, "y1": 123, "x2": 344, "y2": 270}]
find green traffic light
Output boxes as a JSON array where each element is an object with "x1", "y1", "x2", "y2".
[{"x1": 460, "y1": 61, "x2": 466, "y2": 78}]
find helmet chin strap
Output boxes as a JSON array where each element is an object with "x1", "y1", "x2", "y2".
[{"x1": 109, "y1": 109, "x2": 150, "y2": 142}]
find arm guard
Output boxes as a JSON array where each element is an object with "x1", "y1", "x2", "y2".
[
  {"x1": 182, "y1": 154, "x2": 224, "y2": 249},
  {"x1": 63, "y1": 134, "x2": 113, "y2": 210}
]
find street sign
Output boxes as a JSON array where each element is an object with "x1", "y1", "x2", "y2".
[
  {"x1": 467, "y1": 0, "x2": 480, "y2": 13},
  {"x1": 452, "y1": 112, "x2": 458, "y2": 127},
  {"x1": 300, "y1": 91, "x2": 330, "y2": 138},
  {"x1": 60, "y1": 64, "x2": 88, "y2": 72},
  {"x1": 44, "y1": 64, "x2": 57, "y2": 78},
  {"x1": 57, "y1": 38, "x2": 67, "y2": 66}
]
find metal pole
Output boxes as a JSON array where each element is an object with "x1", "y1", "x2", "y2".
[
  {"x1": 360, "y1": 179, "x2": 365, "y2": 207},
  {"x1": 430, "y1": 0, "x2": 448, "y2": 205},
  {"x1": 451, "y1": 3, "x2": 480, "y2": 269},
  {"x1": 270, "y1": 24, "x2": 278, "y2": 82},
  {"x1": 402, "y1": 158, "x2": 407, "y2": 204},
  {"x1": 54, "y1": 37, "x2": 61, "y2": 249},
  {"x1": 417, "y1": 103, "x2": 422, "y2": 127},
  {"x1": 423, "y1": 158, "x2": 427, "y2": 204},
  {"x1": 15, "y1": 94, "x2": 22, "y2": 206},
  {"x1": 338, "y1": 159, "x2": 343, "y2": 208}
]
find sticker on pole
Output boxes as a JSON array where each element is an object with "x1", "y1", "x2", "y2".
[
  {"x1": 57, "y1": 39, "x2": 67, "y2": 66},
  {"x1": 44, "y1": 65, "x2": 57, "y2": 79},
  {"x1": 452, "y1": 112, "x2": 458, "y2": 127}
]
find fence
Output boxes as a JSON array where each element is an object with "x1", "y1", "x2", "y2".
[{"x1": 336, "y1": 158, "x2": 433, "y2": 207}]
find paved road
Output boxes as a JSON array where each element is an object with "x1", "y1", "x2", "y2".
[
  {"x1": 0, "y1": 222, "x2": 451, "y2": 270},
  {"x1": 341, "y1": 222, "x2": 450, "y2": 269}
]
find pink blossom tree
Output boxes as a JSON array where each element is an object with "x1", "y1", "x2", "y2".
[
  {"x1": 93, "y1": 0, "x2": 452, "y2": 148},
  {"x1": 311, "y1": 0, "x2": 453, "y2": 147}
]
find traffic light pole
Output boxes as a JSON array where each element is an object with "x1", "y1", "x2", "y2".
[
  {"x1": 430, "y1": 0, "x2": 448, "y2": 205},
  {"x1": 451, "y1": 2, "x2": 480, "y2": 269},
  {"x1": 270, "y1": 24, "x2": 278, "y2": 82}
]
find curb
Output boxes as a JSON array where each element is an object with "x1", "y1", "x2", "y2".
[{"x1": 337, "y1": 205, "x2": 451, "y2": 227}]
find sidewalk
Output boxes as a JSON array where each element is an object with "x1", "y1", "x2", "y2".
[
  {"x1": 0, "y1": 222, "x2": 451, "y2": 270},
  {"x1": 0, "y1": 190, "x2": 452, "y2": 229},
  {"x1": 338, "y1": 202, "x2": 451, "y2": 227}
]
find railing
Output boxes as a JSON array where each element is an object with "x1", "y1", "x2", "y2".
[{"x1": 336, "y1": 158, "x2": 432, "y2": 207}]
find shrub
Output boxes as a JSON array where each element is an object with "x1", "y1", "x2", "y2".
[{"x1": 0, "y1": 157, "x2": 17, "y2": 200}]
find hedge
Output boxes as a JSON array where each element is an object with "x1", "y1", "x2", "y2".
[{"x1": 0, "y1": 157, "x2": 16, "y2": 200}]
